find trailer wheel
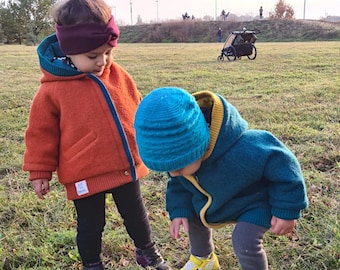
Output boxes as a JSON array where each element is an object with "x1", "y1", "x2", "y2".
[
  {"x1": 226, "y1": 46, "x2": 237, "y2": 61},
  {"x1": 247, "y1": 45, "x2": 257, "y2": 60}
]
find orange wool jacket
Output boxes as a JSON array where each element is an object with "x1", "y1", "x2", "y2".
[{"x1": 23, "y1": 44, "x2": 148, "y2": 200}]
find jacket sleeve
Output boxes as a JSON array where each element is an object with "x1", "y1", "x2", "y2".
[
  {"x1": 262, "y1": 132, "x2": 308, "y2": 220},
  {"x1": 23, "y1": 86, "x2": 60, "y2": 178},
  {"x1": 166, "y1": 176, "x2": 195, "y2": 221}
]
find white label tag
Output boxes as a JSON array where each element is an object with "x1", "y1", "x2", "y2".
[{"x1": 75, "y1": 180, "x2": 89, "y2": 196}]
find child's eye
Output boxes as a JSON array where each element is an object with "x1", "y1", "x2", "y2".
[{"x1": 88, "y1": 56, "x2": 97, "y2": 60}]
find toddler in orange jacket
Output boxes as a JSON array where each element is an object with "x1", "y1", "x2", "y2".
[{"x1": 23, "y1": 0, "x2": 171, "y2": 269}]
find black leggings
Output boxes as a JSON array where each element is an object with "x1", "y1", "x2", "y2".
[{"x1": 73, "y1": 181, "x2": 152, "y2": 265}]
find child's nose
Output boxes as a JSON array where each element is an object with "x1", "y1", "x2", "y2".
[{"x1": 97, "y1": 55, "x2": 107, "y2": 66}]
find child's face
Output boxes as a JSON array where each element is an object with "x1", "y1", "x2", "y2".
[
  {"x1": 67, "y1": 43, "x2": 113, "y2": 76},
  {"x1": 169, "y1": 158, "x2": 202, "y2": 177}
]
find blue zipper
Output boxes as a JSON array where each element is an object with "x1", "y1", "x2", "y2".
[{"x1": 87, "y1": 73, "x2": 137, "y2": 181}]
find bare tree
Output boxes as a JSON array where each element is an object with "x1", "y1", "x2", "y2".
[
  {"x1": 285, "y1": 5, "x2": 295, "y2": 19},
  {"x1": 271, "y1": 0, "x2": 295, "y2": 19}
]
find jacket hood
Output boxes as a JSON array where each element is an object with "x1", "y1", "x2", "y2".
[
  {"x1": 37, "y1": 33, "x2": 83, "y2": 77},
  {"x1": 193, "y1": 91, "x2": 248, "y2": 164}
]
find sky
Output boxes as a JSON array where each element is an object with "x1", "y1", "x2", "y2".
[{"x1": 106, "y1": 0, "x2": 340, "y2": 25}]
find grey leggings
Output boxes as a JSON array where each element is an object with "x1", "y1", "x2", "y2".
[{"x1": 188, "y1": 216, "x2": 268, "y2": 270}]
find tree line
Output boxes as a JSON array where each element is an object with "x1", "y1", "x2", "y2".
[{"x1": 0, "y1": 0, "x2": 295, "y2": 45}]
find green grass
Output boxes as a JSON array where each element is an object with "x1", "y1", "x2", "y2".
[{"x1": 0, "y1": 42, "x2": 339, "y2": 269}]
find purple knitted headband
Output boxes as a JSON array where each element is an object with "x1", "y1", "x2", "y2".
[{"x1": 56, "y1": 16, "x2": 120, "y2": 55}]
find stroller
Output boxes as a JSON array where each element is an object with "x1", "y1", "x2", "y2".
[{"x1": 217, "y1": 29, "x2": 257, "y2": 61}]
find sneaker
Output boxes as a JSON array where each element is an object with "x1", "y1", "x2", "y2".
[
  {"x1": 181, "y1": 253, "x2": 220, "y2": 270},
  {"x1": 135, "y1": 243, "x2": 172, "y2": 270}
]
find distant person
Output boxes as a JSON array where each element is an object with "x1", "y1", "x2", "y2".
[
  {"x1": 23, "y1": 0, "x2": 171, "y2": 269},
  {"x1": 217, "y1": 28, "x2": 223, "y2": 42},
  {"x1": 221, "y1": 9, "x2": 226, "y2": 20},
  {"x1": 259, "y1": 6, "x2": 263, "y2": 19},
  {"x1": 134, "y1": 87, "x2": 308, "y2": 270}
]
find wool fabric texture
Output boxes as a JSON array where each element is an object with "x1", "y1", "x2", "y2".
[
  {"x1": 134, "y1": 87, "x2": 210, "y2": 172},
  {"x1": 23, "y1": 35, "x2": 148, "y2": 200},
  {"x1": 56, "y1": 16, "x2": 119, "y2": 55},
  {"x1": 164, "y1": 91, "x2": 308, "y2": 229}
]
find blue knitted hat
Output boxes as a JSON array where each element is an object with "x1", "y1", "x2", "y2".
[{"x1": 134, "y1": 87, "x2": 210, "y2": 172}]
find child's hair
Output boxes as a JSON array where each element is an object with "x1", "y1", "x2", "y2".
[{"x1": 51, "y1": 0, "x2": 112, "y2": 25}]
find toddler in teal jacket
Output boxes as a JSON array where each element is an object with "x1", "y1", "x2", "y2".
[{"x1": 134, "y1": 87, "x2": 308, "y2": 270}]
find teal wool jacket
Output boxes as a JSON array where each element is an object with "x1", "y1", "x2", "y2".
[{"x1": 165, "y1": 91, "x2": 308, "y2": 228}]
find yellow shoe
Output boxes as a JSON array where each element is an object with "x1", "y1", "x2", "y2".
[{"x1": 181, "y1": 253, "x2": 220, "y2": 270}]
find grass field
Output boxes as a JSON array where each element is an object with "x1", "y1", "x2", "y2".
[{"x1": 0, "y1": 42, "x2": 339, "y2": 269}]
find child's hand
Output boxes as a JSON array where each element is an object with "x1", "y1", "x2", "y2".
[
  {"x1": 270, "y1": 216, "x2": 296, "y2": 235},
  {"x1": 169, "y1": 218, "x2": 189, "y2": 239},
  {"x1": 31, "y1": 179, "x2": 50, "y2": 199}
]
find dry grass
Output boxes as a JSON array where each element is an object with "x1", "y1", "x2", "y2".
[{"x1": 0, "y1": 42, "x2": 339, "y2": 269}]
